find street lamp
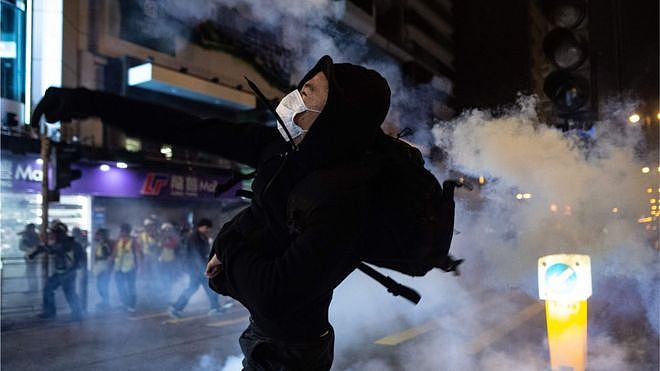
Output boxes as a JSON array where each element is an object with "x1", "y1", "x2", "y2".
[
  {"x1": 628, "y1": 114, "x2": 640, "y2": 123},
  {"x1": 538, "y1": 254, "x2": 592, "y2": 371}
]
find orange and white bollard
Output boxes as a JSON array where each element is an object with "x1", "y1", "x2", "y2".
[{"x1": 538, "y1": 254, "x2": 592, "y2": 371}]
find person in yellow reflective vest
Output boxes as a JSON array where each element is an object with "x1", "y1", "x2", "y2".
[{"x1": 111, "y1": 223, "x2": 142, "y2": 312}]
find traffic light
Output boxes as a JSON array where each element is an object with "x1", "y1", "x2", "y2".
[
  {"x1": 53, "y1": 145, "x2": 82, "y2": 189},
  {"x1": 541, "y1": 0, "x2": 596, "y2": 131}
]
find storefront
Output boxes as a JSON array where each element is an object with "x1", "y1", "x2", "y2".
[
  {"x1": 1, "y1": 150, "x2": 242, "y2": 315},
  {"x1": 0, "y1": 151, "x2": 241, "y2": 258}
]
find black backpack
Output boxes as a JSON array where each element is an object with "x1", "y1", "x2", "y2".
[
  {"x1": 239, "y1": 80, "x2": 464, "y2": 303},
  {"x1": 360, "y1": 133, "x2": 464, "y2": 277},
  {"x1": 286, "y1": 133, "x2": 465, "y2": 304}
]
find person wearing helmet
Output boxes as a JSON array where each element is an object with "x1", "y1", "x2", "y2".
[
  {"x1": 35, "y1": 221, "x2": 84, "y2": 320},
  {"x1": 111, "y1": 223, "x2": 142, "y2": 312}
]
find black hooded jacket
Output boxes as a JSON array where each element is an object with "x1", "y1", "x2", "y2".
[
  {"x1": 54, "y1": 56, "x2": 390, "y2": 341},
  {"x1": 210, "y1": 56, "x2": 391, "y2": 341}
]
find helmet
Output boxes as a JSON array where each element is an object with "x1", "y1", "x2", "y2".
[
  {"x1": 95, "y1": 228, "x2": 109, "y2": 239},
  {"x1": 48, "y1": 220, "x2": 68, "y2": 235}
]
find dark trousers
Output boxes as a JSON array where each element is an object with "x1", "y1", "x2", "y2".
[
  {"x1": 239, "y1": 321, "x2": 334, "y2": 371},
  {"x1": 42, "y1": 270, "x2": 82, "y2": 317},
  {"x1": 173, "y1": 270, "x2": 219, "y2": 311},
  {"x1": 96, "y1": 270, "x2": 111, "y2": 306},
  {"x1": 115, "y1": 270, "x2": 137, "y2": 308}
]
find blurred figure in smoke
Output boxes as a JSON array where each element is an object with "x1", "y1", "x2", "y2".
[
  {"x1": 169, "y1": 218, "x2": 232, "y2": 318},
  {"x1": 18, "y1": 223, "x2": 40, "y2": 292},
  {"x1": 158, "y1": 222, "x2": 178, "y2": 300},
  {"x1": 34, "y1": 221, "x2": 84, "y2": 320},
  {"x1": 111, "y1": 223, "x2": 142, "y2": 312},
  {"x1": 71, "y1": 227, "x2": 89, "y2": 252},
  {"x1": 139, "y1": 217, "x2": 161, "y2": 294},
  {"x1": 92, "y1": 228, "x2": 113, "y2": 310},
  {"x1": 32, "y1": 55, "x2": 390, "y2": 370}
]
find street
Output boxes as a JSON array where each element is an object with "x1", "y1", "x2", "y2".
[{"x1": 2, "y1": 271, "x2": 657, "y2": 371}]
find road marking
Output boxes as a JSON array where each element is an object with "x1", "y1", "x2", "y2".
[
  {"x1": 129, "y1": 311, "x2": 168, "y2": 321},
  {"x1": 373, "y1": 290, "x2": 510, "y2": 347},
  {"x1": 374, "y1": 321, "x2": 438, "y2": 346},
  {"x1": 207, "y1": 315, "x2": 250, "y2": 328},
  {"x1": 468, "y1": 302, "x2": 545, "y2": 354},
  {"x1": 162, "y1": 314, "x2": 210, "y2": 324},
  {"x1": 372, "y1": 292, "x2": 540, "y2": 348}
]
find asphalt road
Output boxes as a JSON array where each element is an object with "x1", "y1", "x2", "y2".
[{"x1": 2, "y1": 283, "x2": 658, "y2": 371}]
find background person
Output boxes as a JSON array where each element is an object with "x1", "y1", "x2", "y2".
[
  {"x1": 18, "y1": 223, "x2": 40, "y2": 293},
  {"x1": 111, "y1": 223, "x2": 142, "y2": 312},
  {"x1": 169, "y1": 218, "x2": 232, "y2": 318},
  {"x1": 34, "y1": 221, "x2": 84, "y2": 321}
]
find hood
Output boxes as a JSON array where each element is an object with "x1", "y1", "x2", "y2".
[{"x1": 293, "y1": 56, "x2": 391, "y2": 171}]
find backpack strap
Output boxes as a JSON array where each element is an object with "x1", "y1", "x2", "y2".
[{"x1": 358, "y1": 263, "x2": 421, "y2": 304}]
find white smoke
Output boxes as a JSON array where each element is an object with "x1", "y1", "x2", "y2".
[
  {"x1": 433, "y1": 96, "x2": 657, "y2": 325},
  {"x1": 159, "y1": 0, "x2": 450, "y2": 141},
  {"x1": 329, "y1": 96, "x2": 658, "y2": 370},
  {"x1": 219, "y1": 354, "x2": 243, "y2": 371}
]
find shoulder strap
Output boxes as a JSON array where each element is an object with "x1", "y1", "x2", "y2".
[{"x1": 358, "y1": 263, "x2": 421, "y2": 304}]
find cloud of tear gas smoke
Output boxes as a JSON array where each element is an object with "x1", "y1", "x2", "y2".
[
  {"x1": 433, "y1": 96, "x2": 657, "y2": 326},
  {"x1": 328, "y1": 96, "x2": 658, "y2": 370},
  {"x1": 158, "y1": 0, "x2": 450, "y2": 144},
  {"x1": 219, "y1": 354, "x2": 243, "y2": 371}
]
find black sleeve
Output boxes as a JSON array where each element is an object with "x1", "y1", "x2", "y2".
[
  {"x1": 218, "y1": 195, "x2": 363, "y2": 319},
  {"x1": 88, "y1": 89, "x2": 279, "y2": 168}
]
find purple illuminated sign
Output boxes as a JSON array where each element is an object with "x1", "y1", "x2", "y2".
[{"x1": 0, "y1": 153, "x2": 237, "y2": 200}]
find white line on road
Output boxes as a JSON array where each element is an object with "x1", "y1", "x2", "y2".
[
  {"x1": 129, "y1": 311, "x2": 168, "y2": 321},
  {"x1": 207, "y1": 315, "x2": 250, "y2": 328}
]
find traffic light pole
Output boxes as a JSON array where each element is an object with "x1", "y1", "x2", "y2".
[{"x1": 40, "y1": 135, "x2": 51, "y2": 284}]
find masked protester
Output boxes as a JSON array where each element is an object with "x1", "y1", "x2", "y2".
[
  {"x1": 32, "y1": 55, "x2": 390, "y2": 370},
  {"x1": 34, "y1": 221, "x2": 84, "y2": 321}
]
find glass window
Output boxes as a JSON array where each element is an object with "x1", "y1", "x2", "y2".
[{"x1": 1, "y1": 0, "x2": 27, "y2": 103}]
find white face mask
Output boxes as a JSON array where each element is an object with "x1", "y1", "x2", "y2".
[{"x1": 275, "y1": 89, "x2": 321, "y2": 142}]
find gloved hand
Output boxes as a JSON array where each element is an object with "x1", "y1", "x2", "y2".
[{"x1": 31, "y1": 87, "x2": 97, "y2": 126}]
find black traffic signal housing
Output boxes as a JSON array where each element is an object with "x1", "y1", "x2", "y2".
[
  {"x1": 53, "y1": 145, "x2": 82, "y2": 190},
  {"x1": 541, "y1": 0, "x2": 596, "y2": 131}
]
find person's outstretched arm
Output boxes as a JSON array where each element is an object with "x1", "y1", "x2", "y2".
[{"x1": 32, "y1": 87, "x2": 279, "y2": 167}]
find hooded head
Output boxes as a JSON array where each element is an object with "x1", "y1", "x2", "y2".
[{"x1": 292, "y1": 56, "x2": 391, "y2": 170}]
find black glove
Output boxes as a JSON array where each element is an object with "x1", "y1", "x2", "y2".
[{"x1": 31, "y1": 87, "x2": 97, "y2": 126}]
